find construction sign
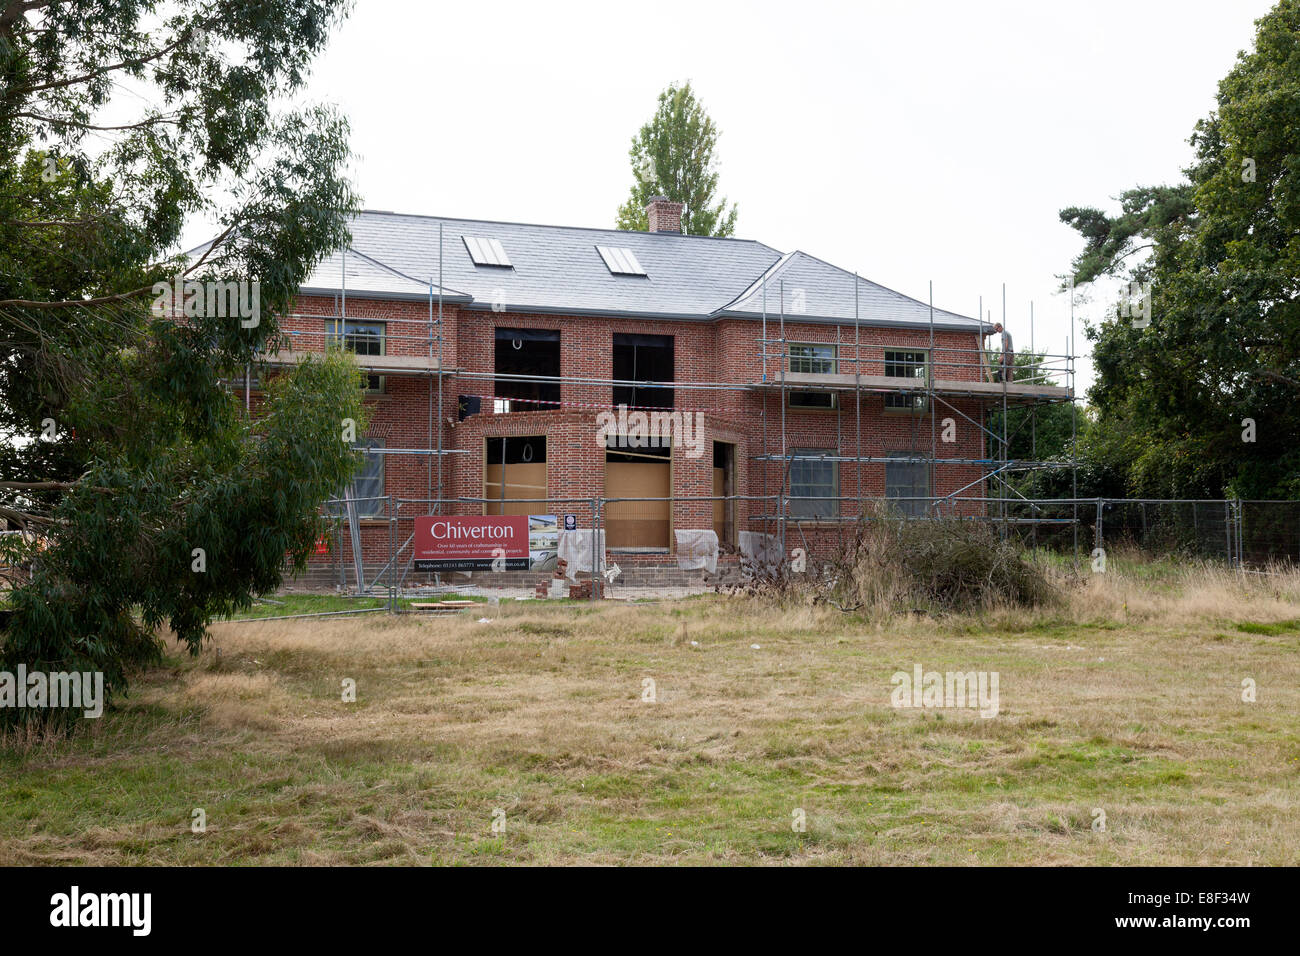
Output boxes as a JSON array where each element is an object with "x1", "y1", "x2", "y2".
[{"x1": 413, "y1": 516, "x2": 529, "y2": 571}]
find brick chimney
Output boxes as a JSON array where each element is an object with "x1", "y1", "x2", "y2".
[{"x1": 645, "y1": 196, "x2": 684, "y2": 234}]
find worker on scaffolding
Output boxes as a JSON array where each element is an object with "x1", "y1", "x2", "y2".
[{"x1": 988, "y1": 322, "x2": 1014, "y2": 383}]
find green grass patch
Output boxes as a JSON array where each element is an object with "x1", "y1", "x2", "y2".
[{"x1": 1232, "y1": 618, "x2": 1300, "y2": 635}]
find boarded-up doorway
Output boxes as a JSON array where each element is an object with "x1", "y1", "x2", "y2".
[{"x1": 604, "y1": 441, "x2": 670, "y2": 549}]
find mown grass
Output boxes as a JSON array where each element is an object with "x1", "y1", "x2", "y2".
[{"x1": 2, "y1": 562, "x2": 1298, "y2": 865}]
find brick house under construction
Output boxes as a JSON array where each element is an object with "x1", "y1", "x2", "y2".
[{"x1": 270, "y1": 198, "x2": 1070, "y2": 584}]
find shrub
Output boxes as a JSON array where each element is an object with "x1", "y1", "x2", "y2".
[{"x1": 732, "y1": 505, "x2": 1058, "y2": 614}]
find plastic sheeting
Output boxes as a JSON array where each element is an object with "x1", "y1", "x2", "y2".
[
  {"x1": 674, "y1": 529, "x2": 719, "y2": 574},
  {"x1": 557, "y1": 529, "x2": 606, "y2": 581},
  {"x1": 738, "y1": 531, "x2": 780, "y2": 571}
]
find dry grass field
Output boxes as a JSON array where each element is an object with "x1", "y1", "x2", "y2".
[{"x1": 2, "y1": 559, "x2": 1299, "y2": 865}]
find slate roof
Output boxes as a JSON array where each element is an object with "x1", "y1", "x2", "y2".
[
  {"x1": 297, "y1": 210, "x2": 987, "y2": 332},
  {"x1": 304, "y1": 246, "x2": 470, "y2": 301},
  {"x1": 717, "y1": 251, "x2": 981, "y2": 331}
]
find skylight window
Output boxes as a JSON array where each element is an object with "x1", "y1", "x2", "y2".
[
  {"x1": 463, "y1": 236, "x2": 512, "y2": 267},
  {"x1": 596, "y1": 245, "x2": 647, "y2": 276}
]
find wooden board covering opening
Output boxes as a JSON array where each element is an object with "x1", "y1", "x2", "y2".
[{"x1": 604, "y1": 461, "x2": 670, "y2": 548}]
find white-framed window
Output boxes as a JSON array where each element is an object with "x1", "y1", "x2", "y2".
[
  {"x1": 885, "y1": 452, "x2": 930, "y2": 517},
  {"x1": 789, "y1": 342, "x2": 837, "y2": 375},
  {"x1": 884, "y1": 348, "x2": 927, "y2": 410},
  {"x1": 788, "y1": 344, "x2": 837, "y2": 409},
  {"x1": 329, "y1": 438, "x2": 385, "y2": 519},
  {"x1": 326, "y1": 319, "x2": 386, "y2": 392},
  {"x1": 788, "y1": 448, "x2": 838, "y2": 518}
]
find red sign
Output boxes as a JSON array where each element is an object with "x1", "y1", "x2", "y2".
[{"x1": 413, "y1": 515, "x2": 529, "y2": 571}]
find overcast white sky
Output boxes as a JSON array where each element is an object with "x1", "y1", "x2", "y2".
[{"x1": 211, "y1": 0, "x2": 1279, "y2": 394}]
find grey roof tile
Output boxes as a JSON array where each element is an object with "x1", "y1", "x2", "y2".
[
  {"x1": 716, "y1": 250, "x2": 983, "y2": 331},
  {"x1": 298, "y1": 210, "x2": 985, "y2": 331},
  {"x1": 302, "y1": 246, "x2": 469, "y2": 300}
]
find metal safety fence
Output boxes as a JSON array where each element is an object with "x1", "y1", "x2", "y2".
[{"x1": 314, "y1": 495, "x2": 1300, "y2": 604}]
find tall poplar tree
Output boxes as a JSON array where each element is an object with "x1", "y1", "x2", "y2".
[{"x1": 616, "y1": 81, "x2": 739, "y2": 237}]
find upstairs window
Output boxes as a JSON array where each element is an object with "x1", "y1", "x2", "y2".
[
  {"x1": 613, "y1": 333, "x2": 674, "y2": 409},
  {"x1": 326, "y1": 319, "x2": 385, "y2": 392},
  {"x1": 788, "y1": 390, "x2": 837, "y2": 411},
  {"x1": 788, "y1": 343, "x2": 837, "y2": 409},
  {"x1": 884, "y1": 348, "x2": 927, "y2": 411},
  {"x1": 494, "y1": 328, "x2": 560, "y2": 411},
  {"x1": 789, "y1": 343, "x2": 837, "y2": 375}
]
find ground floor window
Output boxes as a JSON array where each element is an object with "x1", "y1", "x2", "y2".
[
  {"x1": 485, "y1": 436, "x2": 547, "y2": 514},
  {"x1": 788, "y1": 448, "x2": 838, "y2": 518},
  {"x1": 885, "y1": 452, "x2": 930, "y2": 517},
  {"x1": 328, "y1": 438, "x2": 385, "y2": 518}
]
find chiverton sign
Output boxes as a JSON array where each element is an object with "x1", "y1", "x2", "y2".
[{"x1": 413, "y1": 516, "x2": 529, "y2": 571}]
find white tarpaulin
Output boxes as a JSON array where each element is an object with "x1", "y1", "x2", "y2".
[
  {"x1": 674, "y1": 529, "x2": 719, "y2": 574},
  {"x1": 738, "y1": 531, "x2": 780, "y2": 571},
  {"x1": 557, "y1": 529, "x2": 605, "y2": 581}
]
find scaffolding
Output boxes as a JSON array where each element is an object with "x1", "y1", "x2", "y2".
[
  {"x1": 263, "y1": 239, "x2": 1080, "y2": 590},
  {"x1": 750, "y1": 272, "x2": 1078, "y2": 559}
]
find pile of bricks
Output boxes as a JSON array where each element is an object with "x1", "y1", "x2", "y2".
[
  {"x1": 534, "y1": 558, "x2": 570, "y2": 599},
  {"x1": 528, "y1": 557, "x2": 599, "y2": 600}
]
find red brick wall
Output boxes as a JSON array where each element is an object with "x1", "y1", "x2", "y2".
[
  {"x1": 269, "y1": 296, "x2": 994, "y2": 569},
  {"x1": 287, "y1": 293, "x2": 458, "y2": 365}
]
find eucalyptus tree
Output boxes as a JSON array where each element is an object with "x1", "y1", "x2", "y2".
[{"x1": 0, "y1": 0, "x2": 367, "y2": 719}]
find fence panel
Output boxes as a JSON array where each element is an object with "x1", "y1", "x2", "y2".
[
  {"x1": 311, "y1": 495, "x2": 1300, "y2": 598},
  {"x1": 1239, "y1": 500, "x2": 1300, "y2": 567},
  {"x1": 1097, "y1": 500, "x2": 1233, "y2": 564}
]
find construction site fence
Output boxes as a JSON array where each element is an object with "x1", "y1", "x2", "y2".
[{"x1": 317, "y1": 496, "x2": 1300, "y2": 604}]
